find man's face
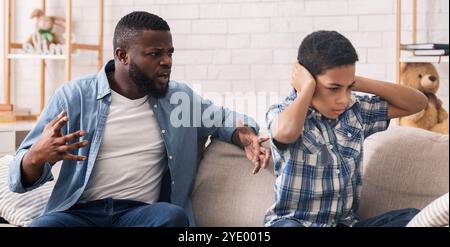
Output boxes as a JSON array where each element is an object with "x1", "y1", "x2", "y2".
[
  {"x1": 311, "y1": 65, "x2": 356, "y2": 119},
  {"x1": 127, "y1": 30, "x2": 174, "y2": 98}
]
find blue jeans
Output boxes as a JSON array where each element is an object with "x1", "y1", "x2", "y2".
[
  {"x1": 29, "y1": 198, "x2": 189, "y2": 227},
  {"x1": 271, "y1": 208, "x2": 420, "y2": 227},
  {"x1": 353, "y1": 208, "x2": 420, "y2": 227}
]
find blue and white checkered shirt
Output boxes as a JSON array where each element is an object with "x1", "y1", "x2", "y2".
[{"x1": 264, "y1": 89, "x2": 390, "y2": 227}]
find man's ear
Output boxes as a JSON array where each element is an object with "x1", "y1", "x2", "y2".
[{"x1": 114, "y1": 48, "x2": 128, "y2": 65}]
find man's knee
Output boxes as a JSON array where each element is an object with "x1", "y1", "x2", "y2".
[
  {"x1": 156, "y1": 202, "x2": 189, "y2": 227},
  {"x1": 29, "y1": 214, "x2": 67, "y2": 227}
]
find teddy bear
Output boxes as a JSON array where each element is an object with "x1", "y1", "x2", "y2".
[
  {"x1": 399, "y1": 62, "x2": 448, "y2": 134},
  {"x1": 26, "y1": 8, "x2": 65, "y2": 47}
]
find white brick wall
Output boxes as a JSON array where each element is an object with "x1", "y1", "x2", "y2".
[{"x1": 1, "y1": 0, "x2": 448, "y2": 129}]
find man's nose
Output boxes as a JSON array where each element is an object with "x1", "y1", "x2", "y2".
[{"x1": 160, "y1": 54, "x2": 172, "y2": 66}]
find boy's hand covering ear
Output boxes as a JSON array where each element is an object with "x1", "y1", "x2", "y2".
[{"x1": 291, "y1": 62, "x2": 316, "y2": 92}]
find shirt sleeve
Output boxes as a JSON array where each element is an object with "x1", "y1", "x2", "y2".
[
  {"x1": 8, "y1": 86, "x2": 66, "y2": 193},
  {"x1": 266, "y1": 89, "x2": 297, "y2": 151},
  {"x1": 355, "y1": 94, "x2": 390, "y2": 138}
]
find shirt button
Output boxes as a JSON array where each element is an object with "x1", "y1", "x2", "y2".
[
  {"x1": 336, "y1": 169, "x2": 340, "y2": 174},
  {"x1": 161, "y1": 130, "x2": 166, "y2": 134},
  {"x1": 347, "y1": 133, "x2": 352, "y2": 138},
  {"x1": 154, "y1": 104, "x2": 158, "y2": 108},
  {"x1": 172, "y1": 181, "x2": 175, "y2": 185},
  {"x1": 169, "y1": 155, "x2": 173, "y2": 160},
  {"x1": 329, "y1": 145, "x2": 333, "y2": 149}
]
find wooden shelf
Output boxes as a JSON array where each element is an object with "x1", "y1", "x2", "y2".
[
  {"x1": 7, "y1": 54, "x2": 66, "y2": 60},
  {"x1": 0, "y1": 121, "x2": 36, "y2": 156},
  {"x1": 400, "y1": 56, "x2": 449, "y2": 63},
  {"x1": 395, "y1": 0, "x2": 449, "y2": 127},
  {"x1": 0, "y1": 121, "x2": 37, "y2": 132},
  {"x1": 3, "y1": 0, "x2": 104, "y2": 114}
]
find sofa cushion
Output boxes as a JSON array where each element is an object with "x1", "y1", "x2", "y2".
[
  {"x1": 0, "y1": 155, "x2": 57, "y2": 226},
  {"x1": 192, "y1": 139, "x2": 275, "y2": 226},
  {"x1": 359, "y1": 126, "x2": 449, "y2": 219}
]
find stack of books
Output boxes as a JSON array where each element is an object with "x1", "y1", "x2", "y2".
[
  {"x1": 0, "y1": 104, "x2": 15, "y2": 123},
  {"x1": 400, "y1": 43, "x2": 449, "y2": 56}
]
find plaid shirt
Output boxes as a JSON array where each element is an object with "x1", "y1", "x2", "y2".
[{"x1": 264, "y1": 89, "x2": 390, "y2": 227}]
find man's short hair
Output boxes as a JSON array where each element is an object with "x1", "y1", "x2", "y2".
[
  {"x1": 297, "y1": 30, "x2": 358, "y2": 76},
  {"x1": 113, "y1": 11, "x2": 170, "y2": 51}
]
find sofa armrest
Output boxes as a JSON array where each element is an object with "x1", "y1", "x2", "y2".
[
  {"x1": 192, "y1": 139, "x2": 275, "y2": 227},
  {"x1": 358, "y1": 126, "x2": 449, "y2": 219}
]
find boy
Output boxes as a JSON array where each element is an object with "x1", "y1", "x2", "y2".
[{"x1": 264, "y1": 31, "x2": 427, "y2": 227}]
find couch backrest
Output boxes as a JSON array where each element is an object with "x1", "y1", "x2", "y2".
[
  {"x1": 193, "y1": 127, "x2": 449, "y2": 226},
  {"x1": 358, "y1": 126, "x2": 449, "y2": 219},
  {"x1": 192, "y1": 140, "x2": 275, "y2": 227}
]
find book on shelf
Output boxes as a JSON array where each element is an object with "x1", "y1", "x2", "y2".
[
  {"x1": 14, "y1": 107, "x2": 32, "y2": 116},
  {"x1": 401, "y1": 43, "x2": 449, "y2": 50},
  {"x1": 0, "y1": 104, "x2": 14, "y2": 112},
  {"x1": 0, "y1": 111, "x2": 15, "y2": 123},
  {"x1": 0, "y1": 105, "x2": 35, "y2": 123},
  {"x1": 413, "y1": 49, "x2": 449, "y2": 56}
]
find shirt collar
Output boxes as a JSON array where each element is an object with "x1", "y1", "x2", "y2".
[
  {"x1": 348, "y1": 94, "x2": 357, "y2": 108},
  {"x1": 306, "y1": 94, "x2": 357, "y2": 120},
  {"x1": 96, "y1": 60, "x2": 114, "y2": 100}
]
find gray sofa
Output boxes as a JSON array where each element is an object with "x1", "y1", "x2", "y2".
[
  {"x1": 192, "y1": 126, "x2": 449, "y2": 226},
  {"x1": 1, "y1": 126, "x2": 448, "y2": 227}
]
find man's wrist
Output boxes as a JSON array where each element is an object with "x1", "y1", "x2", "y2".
[
  {"x1": 232, "y1": 126, "x2": 255, "y2": 149},
  {"x1": 231, "y1": 129, "x2": 243, "y2": 148},
  {"x1": 24, "y1": 149, "x2": 43, "y2": 167}
]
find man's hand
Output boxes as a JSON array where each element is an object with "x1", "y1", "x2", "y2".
[
  {"x1": 291, "y1": 62, "x2": 316, "y2": 93},
  {"x1": 21, "y1": 111, "x2": 90, "y2": 186},
  {"x1": 232, "y1": 122, "x2": 271, "y2": 175},
  {"x1": 26, "y1": 111, "x2": 89, "y2": 166}
]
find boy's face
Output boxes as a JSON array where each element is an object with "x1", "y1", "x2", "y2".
[{"x1": 311, "y1": 65, "x2": 356, "y2": 119}]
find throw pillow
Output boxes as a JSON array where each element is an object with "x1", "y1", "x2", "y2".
[
  {"x1": 0, "y1": 155, "x2": 55, "y2": 226},
  {"x1": 407, "y1": 193, "x2": 449, "y2": 227}
]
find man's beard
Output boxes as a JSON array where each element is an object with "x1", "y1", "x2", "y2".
[{"x1": 129, "y1": 62, "x2": 169, "y2": 98}]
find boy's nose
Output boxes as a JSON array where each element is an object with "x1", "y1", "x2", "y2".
[
  {"x1": 337, "y1": 101, "x2": 348, "y2": 107},
  {"x1": 336, "y1": 95, "x2": 350, "y2": 106}
]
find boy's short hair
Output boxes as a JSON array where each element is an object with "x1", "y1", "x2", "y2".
[{"x1": 297, "y1": 30, "x2": 358, "y2": 76}]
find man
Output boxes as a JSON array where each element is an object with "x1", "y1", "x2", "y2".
[{"x1": 9, "y1": 11, "x2": 270, "y2": 227}]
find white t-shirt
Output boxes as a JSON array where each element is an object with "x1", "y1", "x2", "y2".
[{"x1": 80, "y1": 90, "x2": 166, "y2": 204}]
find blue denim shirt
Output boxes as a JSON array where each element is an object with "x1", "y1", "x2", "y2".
[{"x1": 9, "y1": 60, "x2": 259, "y2": 226}]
